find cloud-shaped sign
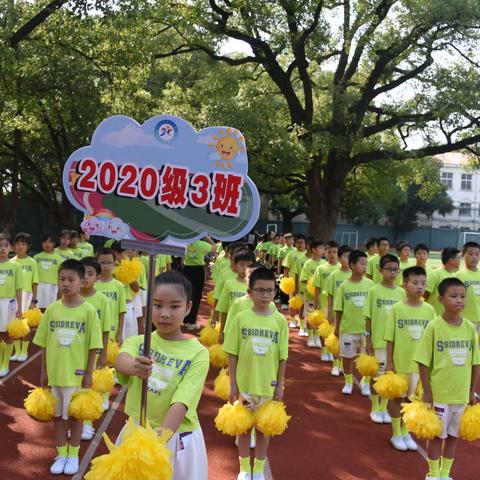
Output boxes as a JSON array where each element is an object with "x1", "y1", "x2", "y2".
[{"x1": 63, "y1": 115, "x2": 260, "y2": 244}]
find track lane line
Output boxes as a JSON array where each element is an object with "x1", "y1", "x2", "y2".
[{"x1": 0, "y1": 350, "x2": 41, "y2": 386}]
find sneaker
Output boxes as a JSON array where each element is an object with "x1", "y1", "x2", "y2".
[
  {"x1": 328, "y1": 353, "x2": 334, "y2": 361},
  {"x1": 370, "y1": 411, "x2": 383, "y2": 424},
  {"x1": 0, "y1": 368, "x2": 9, "y2": 378},
  {"x1": 360, "y1": 383, "x2": 371, "y2": 397},
  {"x1": 64, "y1": 456, "x2": 79, "y2": 475},
  {"x1": 281, "y1": 304, "x2": 288, "y2": 310},
  {"x1": 81, "y1": 424, "x2": 95, "y2": 441},
  {"x1": 301, "y1": 329, "x2": 309, "y2": 337},
  {"x1": 314, "y1": 337, "x2": 322, "y2": 348},
  {"x1": 331, "y1": 366, "x2": 340, "y2": 376},
  {"x1": 390, "y1": 435, "x2": 408, "y2": 451},
  {"x1": 288, "y1": 321, "x2": 297, "y2": 328},
  {"x1": 50, "y1": 456, "x2": 67, "y2": 475},
  {"x1": 381, "y1": 411, "x2": 392, "y2": 424},
  {"x1": 402, "y1": 433, "x2": 418, "y2": 451},
  {"x1": 252, "y1": 474, "x2": 265, "y2": 480},
  {"x1": 102, "y1": 399, "x2": 110, "y2": 411},
  {"x1": 342, "y1": 383, "x2": 353, "y2": 395},
  {"x1": 237, "y1": 473, "x2": 252, "y2": 480},
  {"x1": 307, "y1": 337, "x2": 315, "y2": 348},
  {"x1": 320, "y1": 352, "x2": 330, "y2": 361},
  {"x1": 10, "y1": 354, "x2": 19, "y2": 362},
  {"x1": 17, "y1": 354, "x2": 28, "y2": 362}
]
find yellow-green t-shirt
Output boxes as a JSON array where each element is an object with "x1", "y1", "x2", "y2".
[
  {"x1": 33, "y1": 300, "x2": 103, "y2": 387},
  {"x1": 300, "y1": 258, "x2": 325, "y2": 301},
  {"x1": 83, "y1": 290, "x2": 111, "y2": 333},
  {"x1": 295, "y1": 253, "x2": 310, "y2": 293},
  {"x1": 34, "y1": 251, "x2": 64, "y2": 285},
  {"x1": 95, "y1": 278, "x2": 127, "y2": 338},
  {"x1": 312, "y1": 262, "x2": 339, "y2": 308},
  {"x1": 54, "y1": 248, "x2": 75, "y2": 262},
  {"x1": 455, "y1": 268, "x2": 480, "y2": 323},
  {"x1": 426, "y1": 267, "x2": 456, "y2": 315},
  {"x1": 288, "y1": 251, "x2": 307, "y2": 277},
  {"x1": 70, "y1": 247, "x2": 84, "y2": 260},
  {"x1": 0, "y1": 259, "x2": 23, "y2": 298},
  {"x1": 12, "y1": 256, "x2": 37, "y2": 293},
  {"x1": 138, "y1": 260, "x2": 147, "y2": 290},
  {"x1": 324, "y1": 269, "x2": 351, "y2": 302},
  {"x1": 384, "y1": 301, "x2": 435, "y2": 374},
  {"x1": 363, "y1": 284, "x2": 406, "y2": 349},
  {"x1": 213, "y1": 268, "x2": 236, "y2": 300},
  {"x1": 77, "y1": 241, "x2": 94, "y2": 259},
  {"x1": 212, "y1": 253, "x2": 229, "y2": 282},
  {"x1": 366, "y1": 255, "x2": 382, "y2": 284},
  {"x1": 414, "y1": 316, "x2": 480, "y2": 404},
  {"x1": 222, "y1": 309, "x2": 289, "y2": 397},
  {"x1": 117, "y1": 333, "x2": 209, "y2": 432},
  {"x1": 184, "y1": 240, "x2": 212, "y2": 267},
  {"x1": 259, "y1": 241, "x2": 272, "y2": 253},
  {"x1": 279, "y1": 246, "x2": 295, "y2": 266},
  {"x1": 334, "y1": 277, "x2": 374, "y2": 334},
  {"x1": 397, "y1": 258, "x2": 414, "y2": 286},
  {"x1": 215, "y1": 277, "x2": 248, "y2": 314}
]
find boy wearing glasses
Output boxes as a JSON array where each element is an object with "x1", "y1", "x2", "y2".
[
  {"x1": 223, "y1": 267, "x2": 289, "y2": 480},
  {"x1": 363, "y1": 254, "x2": 405, "y2": 423}
]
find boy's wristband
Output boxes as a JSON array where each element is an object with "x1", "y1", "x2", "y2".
[{"x1": 365, "y1": 331, "x2": 371, "y2": 337}]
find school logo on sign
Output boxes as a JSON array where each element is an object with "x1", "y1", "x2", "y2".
[{"x1": 62, "y1": 114, "x2": 260, "y2": 244}]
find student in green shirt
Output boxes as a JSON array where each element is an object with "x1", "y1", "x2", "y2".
[
  {"x1": 414, "y1": 277, "x2": 480, "y2": 480},
  {"x1": 69, "y1": 230, "x2": 84, "y2": 260},
  {"x1": 395, "y1": 241, "x2": 413, "y2": 286},
  {"x1": 34, "y1": 259, "x2": 103, "y2": 476},
  {"x1": 365, "y1": 237, "x2": 378, "y2": 260},
  {"x1": 223, "y1": 267, "x2": 288, "y2": 480},
  {"x1": 384, "y1": 266, "x2": 435, "y2": 452},
  {"x1": 334, "y1": 250, "x2": 373, "y2": 395},
  {"x1": 116, "y1": 270, "x2": 209, "y2": 480},
  {"x1": 414, "y1": 243, "x2": 434, "y2": 279},
  {"x1": 77, "y1": 229, "x2": 95, "y2": 258},
  {"x1": 277, "y1": 233, "x2": 295, "y2": 276},
  {"x1": 366, "y1": 237, "x2": 390, "y2": 284},
  {"x1": 55, "y1": 229, "x2": 75, "y2": 262},
  {"x1": 425, "y1": 247, "x2": 460, "y2": 315},
  {"x1": 11, "y1": 232, "x2": 38, "y2": 363},
  {"x1": 364, "y1": 254, "x2": 405, "y2": 422}
]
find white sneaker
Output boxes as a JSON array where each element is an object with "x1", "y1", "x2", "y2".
[
  {"x1": 50, "y1": 456, "x2": 67, "y2": 475},
  {"x1": 381, "y1": 411, "x2": 392, "y2": 424},
  {"x1": 81, "y1": 424, "x2": 95, "y2": 441},
  {"x1": 10, "y1": 354, "x2": 19, "y2": 362},
  {"x1": 402, "y1": 433, "x2": 418, "y2": 451},
  {"x1": 370, "y1": 411, "x2": 383, "y2": 424},
  {"x1": 64, "y1": 456, "x2": 79, "y2": 475},
  {"x1": 302, "y1": 329, "x2": 309, "y2": 337},
  {"x1": 360, "y1": 383, "x2": 371, "y2": 396},
  {"x1": 288, "y1": 321, "x2": 297, "y2": 328},
  {"x1": 297, "y1": 329, "x2": 304, "y2": 337},
  {"x1": 0, "y1": 368, "x2": 9, "y2": 378},
  {"x1": 314, "y1": 337, "x2": 322, "y2": 348},
  {"x1": 307, "y1": 337, "x2": 315, "y2": 347},
  {"x1": 102, "y1": 399, "x2": 110, "y2": 411},
  {"x1": 237, "y1": 473, "x2": 252, "y2": 480},
  {"x1": 390, "y1": 435, "x2": 408, "y2": 451},
  {"x1": 320, "y1": 352, "x2": 330, "y2": 361},
  {"x1": 331, "y1": 366, "x2": 340, "y2": 376},
  {"x1": 328, "y1": 353, "x2": 334, "y2": 361},
  {"x1": 342, "y1": 383, "x2": 353, "y2": 395},
  {"x1": 17, "y1": 354, "x2": 28, "y2": 362},
  {"x1": 252, "y1": 473, "x2": 265, "y2": 480}
]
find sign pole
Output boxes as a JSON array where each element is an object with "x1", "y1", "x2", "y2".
[{"x1": 121, "y1": 239, "x2": 186, "y2": 427}]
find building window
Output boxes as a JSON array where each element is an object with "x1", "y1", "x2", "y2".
[
  {"x1": 461, "y1": 173, "x2": 472, "y2": 190},
  {"x1": 459, "y1": 202, "x2": 472, "y2": 216},
  {"x1": 440, "y1": 172, "x2": 453, "y2": 189}
]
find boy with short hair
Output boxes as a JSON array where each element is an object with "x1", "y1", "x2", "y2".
[
  {"x1": 367, "y1": 237, "x2": 390, "y2": 283},
  {"x1": 277, "y1": 233, "x2": 295, "y2": 310},
  {"x1": 11, "y1": 232, "x2": 38, "y2": 362},
  {"x1": 0, "y1": 233, "x2": 23, "y2": 376},
  {"x1": 334, "y1": 250, "x2": 373, "y2": 394},
  {"x1": 365, "y1": 238, "x2": 378, "y2": 260},
  {"x1": 77, "y1": 230, "x2": 95, "y2": 258},
  {"x1": 33, "y1": 259, "x2": 103, "y2": 475},
  {"x1": 395, "y1": 241, "x2": 413, "y2": 286},
  {"x1": 313, "y1": 240, "x2": 339, "y2": 312},
  {"x1": 414, "y1": 243, "x2": 432, "y2": 278},
  {"x1": 34, "y1": 233, "x2": 63, "y2": 310},
  {"x1": 364, "y1": 254, "x2": 405, "y2": 421},
  {"x1": 425, "y1": 247, "x2": 460, "y2": 315},
  {"x1": 223, "y1": 267, "x2": 288, "y2": 480},
  {"x1": 384, "y1": 266, "x2": 435, "y2": 452},
  {"x1": 55, "y1": 230, "x2": 74, "y2": 262},
  {"x1": 69, "y1": 230, "x2": 83, "y2": 260},
  {"x1": 414, "y1": 277, "x2": 480, "y2": 480},
  {"x1": 294, "y1": 237, "x2": 312, "y2": 336}
]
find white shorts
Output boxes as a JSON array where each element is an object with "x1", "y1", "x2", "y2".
[
  {"x1": 339, "y1": 333, "x2": 365, "y2": 359},
  {"x1": 240, "y1": 392, "x2": 271, "y2": 412},
  {"x1": 141, "y1": 289, "x2": 147, "y2": 308},
  {"x1": 433, "y1": 403, "x2": 466, "y2": 439},
  {"x1": 374, "y1": 348, "x2": 386, "y2": 374},
  {"x1": 133, "y1": 294, "x2": 143, "y2": 318},
  {"x1": 0, "y1": 298, "x2": 17, "y2": 332},
  {"x1": 37, "y1": 283, "x2": 58, "y2": 309},
  {"x1": 123, "y1": 302, "x2": 138, "y2": 340},
  {"x1": 116, "y1": 422, "x2": 208, "y2": 480},
  {"x1": 51, "y1": 386, "x2": 78, "y2": 420},
  {"x1": 21, "y1": 291, "x2": 33, "y2": 313}
]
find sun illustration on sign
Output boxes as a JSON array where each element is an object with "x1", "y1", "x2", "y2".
[{"x1": 209, "y1": 128, "x2": 246, "y2": 169}]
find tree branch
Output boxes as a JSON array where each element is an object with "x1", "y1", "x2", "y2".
[{"x1": 363, "y1": 112, "x2": 436, "y2": 137}]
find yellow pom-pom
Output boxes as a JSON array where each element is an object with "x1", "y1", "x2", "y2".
[
  {"x1": 114, "y1": 257, "x2": 143, "y2": 285},
  {"x1": 85, "y1": 418, "x2": 173, "y2": 480},
  {"x1": 254, "y1": 401, "x2": 291, "y2": 437},
  {"x1": 306, "y1": 278, "x2": 316, "y2": 298},
  {"x1": 318, "y1": 322, "x2": 334, "y2": 339},
  {"x1": 355, "y1": 354, "x2": 379, "y2": 377},
  {"x1": 68, "y1": 389, "x2": 104, "y2": 422},
  {"x1": 199, "y1": 324, "x2": 220, "y2": 347},
  {"x1": 307, "y1": 309, "x2": 326, "y2": 328},
  {"x1": 209, "y1": 344, "x2": 229, "y2": 368},
  {"x1": 373, "y1": 371, "x2": 408, "y2": 399},
  {"x1": 24, "y1": 387, "x2": 56, "y2": 421},
  {"x1": 215, "y1": 401, "x2": 255, "y2": 436},
  {"x1": 325, "y1": 334, "x2": 339, "y2": 356},
  {"x1": 289, "y1": 295, "x2": 303, "y2": 310},
  {"x1": 460, "y1": 404, "x2": 480, "y2": 441},
  {"x1": 401, "y1": 400, "x2": 442, "y2": 439},
  {"x1": 23, "y1": 308, "x2": 42, "y2": 328},
  {"x1": 214, "y1": 368, "x2": 231, "y2": 401},
  {"x1": 7, "y1": 318, "x2": 30, "y2": 339},
  {"x1": 280, "y1": 277, "x2": 295, "y2": 295},
  {"x1": 207, "y1": 291, "x2": 215, "y2": 307},
  {"x1": 92, "y1": 367, "x2": 115, "y2": 394},
  {"x1": 106, "y1": 341, "x2": 121, "y2": 366}
]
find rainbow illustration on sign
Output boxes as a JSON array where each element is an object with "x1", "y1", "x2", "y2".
[{"x1": 62, "y1": 115, "x2": 260, "y2": 243}]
